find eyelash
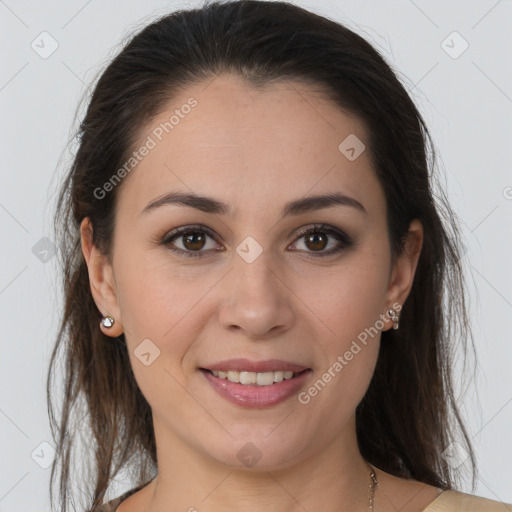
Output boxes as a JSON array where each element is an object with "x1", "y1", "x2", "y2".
[{"x1": 160, "y1": 223, "x2": 353, "y2": 259}]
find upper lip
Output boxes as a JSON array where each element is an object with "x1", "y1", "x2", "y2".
[{"x1": 201, "y1": 358, "x2": 310, "y2": 373}]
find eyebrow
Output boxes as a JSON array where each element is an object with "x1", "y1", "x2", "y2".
[{"x1": 140, "y1": 191, "x2": 367, "y2": 218}]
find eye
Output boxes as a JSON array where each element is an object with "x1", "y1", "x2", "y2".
[
  {"x1": 160, "y1": 223, "x2": 353, "y2": 258},
  {"x1": 289, "y1": 224, "x2": 353, "y2": 257},
  {"x1": 161, "y1": 225, "x2": 222, "y2": 258}
]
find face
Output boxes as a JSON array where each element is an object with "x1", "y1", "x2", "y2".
[{"x1": 82, "y1": 73, "x2": 422, "y2": 471}]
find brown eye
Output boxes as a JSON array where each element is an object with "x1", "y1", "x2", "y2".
[
  {"x1": 161, "y1": 223, "x2": 352, "y2": 259},
  {"x1": 290, "y1": 224, "x2": 353, "y2": 257},
  {"x1": 305, "y1": 232, "x2": 328, "y2": 251},
  {"x1": 182, "y1": 232, "x2": 207, "y2": 251},
  {"x1": 161, "y1": 225, "x2": 221, "y2": 258}
]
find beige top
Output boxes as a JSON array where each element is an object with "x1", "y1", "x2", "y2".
[
  {"x1": 94, "y1": 488, "x2": 512, "y2": 511},
  {"x1": 423, "y1": 490, "x2": 512, "y2": 511}
]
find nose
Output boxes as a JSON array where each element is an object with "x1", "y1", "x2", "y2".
[{"x1": 217, "y1": 247, "x2": 295, "y2": 340}]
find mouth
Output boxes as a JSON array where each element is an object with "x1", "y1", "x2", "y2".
[
  {"x1": 199, "y1": 362, "x2": 312, "y2": 408},
  {"x1": 201, "y1": 368, "x2": 309, "y2": 386}
]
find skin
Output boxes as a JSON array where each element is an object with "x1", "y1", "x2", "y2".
[{"x1": 81, "y1": 73, "x2": 443, "y2": 511}]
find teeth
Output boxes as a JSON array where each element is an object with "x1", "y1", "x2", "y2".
[
  {"x1": 210, "y1": 369, "x2": 296, "y2": 385},
  {"x1": 273, "y1": 371, "x2": 284, "y2": 382},
  {"x1": 227, "y1": 370, "x2": 239, "y2": 383}
]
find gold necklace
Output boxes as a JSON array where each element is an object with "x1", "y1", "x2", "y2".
[{"x1": 367, "y1": 462, "x2": 378, "y2": 510}]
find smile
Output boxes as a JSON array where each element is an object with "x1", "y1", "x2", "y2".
[
  {"x1": 200, "y1": 366, "x2": 312, "y2": 408},
  {"x1": 208, "y1": 369, "x2": 298, "y2": 386}
]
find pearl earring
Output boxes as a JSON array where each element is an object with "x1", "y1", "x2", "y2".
[
  {"x1": 387, "y1": 308, "x2": 400, "y2": 330},
  {"x1": 101, "y1": 316, "x2": 115, "y2": 328}
]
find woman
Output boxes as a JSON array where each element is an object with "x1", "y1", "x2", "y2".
[{"x1": 47, "y1": 1, "x2": 511, "y2": 511}]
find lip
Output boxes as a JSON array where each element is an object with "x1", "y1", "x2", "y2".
[
  {"x1": 202, "y1": 358, "x2": 309, "y2": 373},
  {"x1": 200, "y1": 366, "x2": 312, "y2": 408}
]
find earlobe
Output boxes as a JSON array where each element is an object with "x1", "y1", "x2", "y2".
[
  {"x1": 80, "y1": 217, "x2": 124, "y2": 337},
  {"x1": 383, "y1": 219, "x2": 423, "y2": 331}
]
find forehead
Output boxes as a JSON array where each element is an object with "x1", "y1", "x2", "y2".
[{"x1": 117, "y1": 73, "x2": 385, "y2": 222}]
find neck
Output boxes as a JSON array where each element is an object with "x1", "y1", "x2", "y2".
[{"x1": 145, "y1": 415, "x2": 373, "y2": 512}]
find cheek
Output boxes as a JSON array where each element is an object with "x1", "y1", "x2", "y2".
[
  {"x1": 113, "y1": 250, "x2": 220, "y2": 378},
  {"x1": 296, "y1": 249, "x2": 390, "y2": 343},
  {"x1": 293, "y1": 250, "x2": 388, "y2": 402},
  {"x1": 114, "y1": 243, "x2": 190, "y2": 334},
  {"x1": 114, "y1": 263, "x2": 201, "y2": 416},
  {"x1": 297, "y1": 281, "x2": 382, "y2": 433}
]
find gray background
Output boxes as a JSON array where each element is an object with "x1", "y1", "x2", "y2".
[{"x1": 0, "y1": 0, "x2": 511, "y2": 510}]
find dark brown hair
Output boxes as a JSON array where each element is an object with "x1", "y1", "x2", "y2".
[{"x1": 47, "y1": 1, "x2": 478, "y2": 510}]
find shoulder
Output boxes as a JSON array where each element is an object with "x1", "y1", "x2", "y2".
[
  {"x1": 92, "y1": 498, "x2": 122, "y2": 512},
  {"x1": 372, "y1": 466, "x2": 511, "y2": 512},
  {"x1": 90, "y1": 479, "x2": 154, "y2": 512},
  {"x1": 423, "y1": 490, "x2": 512, "y2": 512},
  {"x1": 90, "y1": 493, "x2": 128, "y2": 512}
]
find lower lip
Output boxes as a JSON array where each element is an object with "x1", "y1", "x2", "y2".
[{"x1": 200, "y1": 369, "x2": 312, "y2": 408}]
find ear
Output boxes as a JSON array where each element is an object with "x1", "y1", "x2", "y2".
[
  {"x1": 382, "y1": 219, "x2": 423, "y2": 331},
  {"x1": 80, "y1": 217, "x2": 124, "y2": 337}
]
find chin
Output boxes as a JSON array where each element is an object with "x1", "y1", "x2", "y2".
[{"x1": 202, "y1": 427, "x2": 312, "y2": 471}]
